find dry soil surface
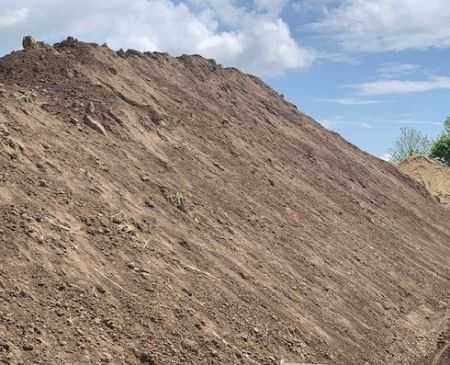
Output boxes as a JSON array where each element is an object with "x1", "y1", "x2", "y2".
[{"x1": 0, "y1": 38, "x2": 449, "y2": 365}]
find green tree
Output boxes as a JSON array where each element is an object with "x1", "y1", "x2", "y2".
[
  {"x1": 430, "y1": 134, "x2": 450, "y2": 165},
  {"x1": 389, "y1": 127, "x2": 432, "y2": 163},
  {"x1": 430, "y1": 116, "x2": 450, "y2": 165},
  {"x1": 444, "y1": 116, "x2": 450, "y2": 135}
]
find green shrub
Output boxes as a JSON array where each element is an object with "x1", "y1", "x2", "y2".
[{"x1": 430, "y1": 133, "x2": 450, "y2": 165}]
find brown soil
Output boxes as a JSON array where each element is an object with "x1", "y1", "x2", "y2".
[
  {"x1": 0, "y1": 37, "x2": 449, "y2": 365},
  {"x1": 399, "y1": 156, "x2": 450, "y2": 205}
]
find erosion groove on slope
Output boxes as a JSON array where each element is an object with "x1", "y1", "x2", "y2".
[{"x1": 0, "y1": 37, "x2": 449, "y2": 365}]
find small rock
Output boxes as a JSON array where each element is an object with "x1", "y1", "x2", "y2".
[
  {"x1": 108, "y1": 67, "x2": 118, "y2": 75},
  {"x1": 96, "y1": 285, "x2": 106, "y2": 294},
  {"x1": 0, "y1": 342, "x2": 10, "y2": 351},
  {"x1": 126, "y1": 49, "x2": 142, "y2": 57},
  {"x1": 174, "y1": 192, "x2": 187, "y2": 213},
  {"x1": 55, "y1": 36, "x2": 79, "y2": 48},
  {"x1": 38, "y1": 179, "x2": 48, "y2": 187},
  {"x1": 138, "y1": 352, "x2": 156, "y2": 364},
  {"x1": 65, "y1": 36, "x2": 78, "y2": 45},
  {"x1": 100, "y1": 352, "x2": 113, "y2": 363},
  {"x1": 69, "y1": 117, "x2": 79, "y2": 125},
  {"x1": 87, "y1": 102, "x2": 95, "y2": 114},
  {"x1": 84, "y1": 115, "x2": 107, "y2": 135},
  {"x1": 178, "y1": 239, "x2": 191, "y2": 250},
  {"x1": 181, "y1": 338, "x2": 198, "y2": 354},
  {"x1": 144, "y1": 198, "x2": 155, "y2": 208},
  {"x1": 23, "y1": 343, "x2": 34, "y2": 351},
  {"x1": 22, "y1": 36, "x2": 37, "y2": 50},
  {"x1": 112, "y1": 216, "x2": 122, "y2": 224}
]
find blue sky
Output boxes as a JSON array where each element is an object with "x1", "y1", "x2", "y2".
[{"x1": 1, "y1": 0, "x2": 449, "y2": 159}]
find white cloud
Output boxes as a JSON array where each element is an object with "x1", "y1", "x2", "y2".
[
  {"x1": 291, "y1": 0, "x2": 337, "y2": 15},
  {"x1": 311, "y1": 0, "x2": 450, "y2": 53},
  {"x1": 0, "y1": 8, "x2": 29, "y2": 29},
  {"x1": 0, "y1": 0, "x2": 314, "y2": 75},
  {"x1": 349, "y1": 76, "x2": 450, "y2": 95},
  {"x1": 316, "y1": 97, "x2": 381, "y2": 105},
  {"x1": 380, "y1": 153, "x2": 392, "y2": 161},
  {"x1": 319, "y1": 119, "x2": 332, "y2": 128},
  {"x1": 254, "y1": 0, "x2": 289, "y2": 15},
  {"x1": 318, "y1": 117, "x2": 374, "y2": 130},
  {"x1": 360, "y1": 122, "x2": 372, "y2": 129},
  {"x1": 377, "y1": 63, "x2": 420, "y2": 79},
  {"x1": 394, "y1": 119, "x2": 442, "y2": 126}
]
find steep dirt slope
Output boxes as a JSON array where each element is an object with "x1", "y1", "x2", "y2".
[
  {"x1": 400, "y1": 156, "x2": 450, "y2": 205},
  {"x1": 0, "y1": 38, "x2": 449, "y2": 365}
]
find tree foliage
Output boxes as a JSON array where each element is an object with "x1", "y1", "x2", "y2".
[
  {"x1": 389, "y1": 127, "x2": 432, "y2": 163},
  {"x1": 444, "y1": 116, "x2": 450, "y2": 135},
  {"x1": 430, "y1": 116, "x2": 450, "y2": 165}
]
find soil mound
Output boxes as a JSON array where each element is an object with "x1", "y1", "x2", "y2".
[
  {"x1": 0, "y1": 37, "x2": 449, "y2": 365},
  {"x1": 400, "y1": 156, "x2": 450, "y2": 205}
]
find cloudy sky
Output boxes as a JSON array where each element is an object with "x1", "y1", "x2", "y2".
[{"x1": 1, "y1": 0, "x2": 450, "y2": 158}]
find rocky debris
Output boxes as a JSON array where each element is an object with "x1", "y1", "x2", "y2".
[
  {"x1": 22, "y1": 36, "x2": 37, "y2": 50},
  {"x1": 54, "y1": 36, "x2": 80, "y2": 48},
  {"x1": 126, "y1": 49, "x2": 143, "y2": 57},
  {"x1": 84, "y1": 114, "x2": 107, "y2": 135},
  {"x1": 22, "y1": 35, "x2": 48, "y2": 50},
  {"x1": 160, "y1": 187, "x2": 188, "y2": 213},
  {"x1": 13, "y1": 89, "x2": 37, "y2": 103},
  {"x1": 138, "y1": 351, "x2": 156, "y2": 364},
  {"x1": 116, "y1": 49, "x2": 126, "y2": 58},
  {"x1": 173, "y1": 192, "x2": 187, "y2": 212},
  {"x1": 69, "y1": 117, "x2": 79, "y2": 126}
]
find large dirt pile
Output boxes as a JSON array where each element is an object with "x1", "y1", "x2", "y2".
[
  {"x1": 0, "y1": 37, "x2": 449, "y2": 365},
  {"x1": 399, "y1": 156, "x2": 450, "y2": 205}
]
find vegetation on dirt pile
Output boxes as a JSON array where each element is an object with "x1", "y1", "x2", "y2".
[
  {"x1": 430, "y1": 117, "x2": 450, "y2": 165},
  {"x1": 389, "y1": 117, "x2": 450, "y2": 165},
  {"x1": 388, "y1": 127, "x2": 432, "y2": 163},
  {"x1": 0, "y1": 37, "x2": 449, "y2": 365}
]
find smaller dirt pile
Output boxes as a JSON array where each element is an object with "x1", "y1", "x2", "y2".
[{"x1": 399, "y1": 156, "x2": 450, "y2": 205}]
